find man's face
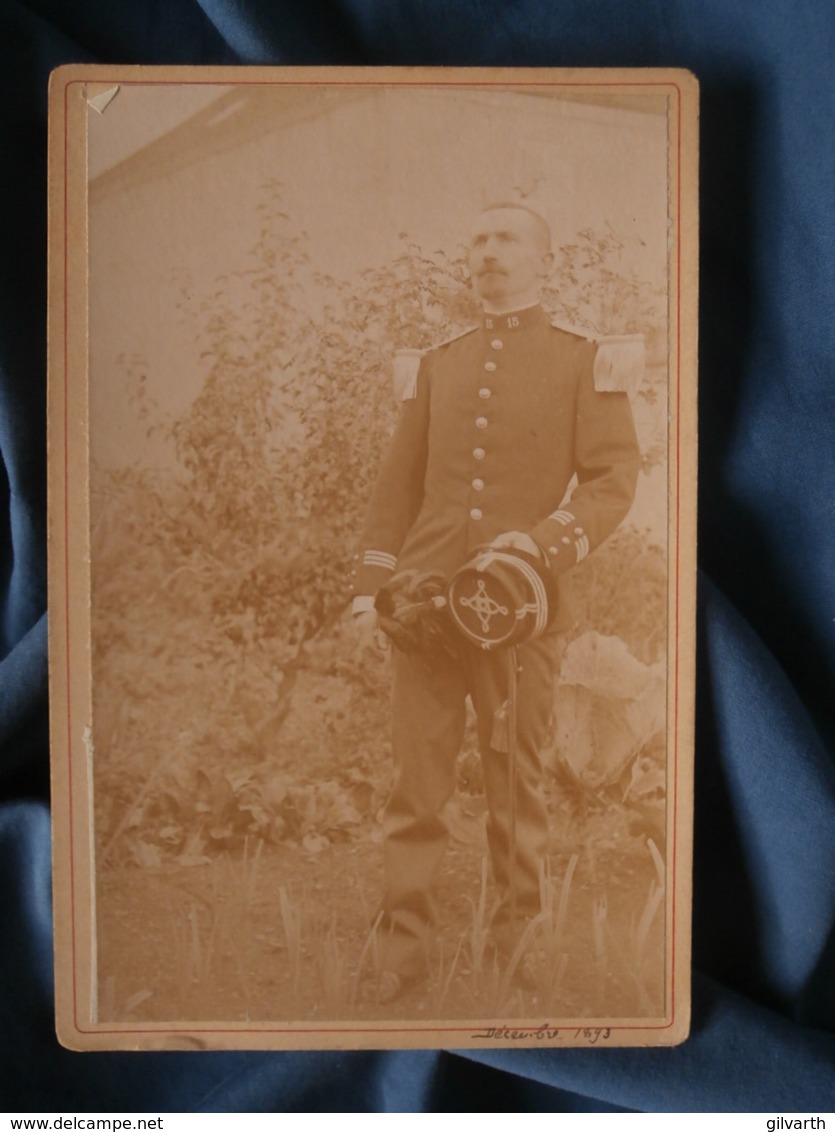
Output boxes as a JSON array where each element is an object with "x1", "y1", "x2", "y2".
[{"x1": 468, "y1": 207, "x2": 551, "y2": 310}]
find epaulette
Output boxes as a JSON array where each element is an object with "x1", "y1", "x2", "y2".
[
  {"x1": 392, "y1": 326, "x2": 477, "y2": 401},
  {"x1": 591, "y1": 333, "x2": 645, "y2": 397},
  {"x1": 550, "y1": 320, "x2": 645, "y2": 396}
]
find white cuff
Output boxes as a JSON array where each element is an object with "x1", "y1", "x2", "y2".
[{"x1": 352, "y1": 595, "x2": 376, "y2": 615}]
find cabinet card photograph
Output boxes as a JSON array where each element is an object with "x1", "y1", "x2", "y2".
[{"x1": 48, "y1": 66, "x2": 698, "y2": 1050}]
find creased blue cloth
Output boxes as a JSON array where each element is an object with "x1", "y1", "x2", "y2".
[{"x1": 1, "y1": 0, "x2": 833, "y2": 1113}]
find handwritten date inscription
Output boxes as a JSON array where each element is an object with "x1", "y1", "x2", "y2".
[
  {"x1": 472, "y1": 1024, "x2": 612, "y2": 1045},
  {"x1": 575, "y1": 1027, "x2": 611, "y2": 1045}
]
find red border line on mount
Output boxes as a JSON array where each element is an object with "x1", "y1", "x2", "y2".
[
  {"x1": 71, "y1": 75, "x2": 678, "y2": 88},
  {"x1": 63, "y1": 76, "x2": 80, "y2": 1027},
  {"x1": 62, "y1": 73, "x2": 686, "y2": 1040},
  {"x1": 672, "y1": 77, "x2": 682, "y2": 1028}
]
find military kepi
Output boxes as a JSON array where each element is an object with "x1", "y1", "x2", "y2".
[{"x1": 447, "y1": 547, "x2": 559, "y2": 650}]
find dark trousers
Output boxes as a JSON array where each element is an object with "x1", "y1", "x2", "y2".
[{"x1": 380, "y1": 631, "x2": 564, "y2": 977}]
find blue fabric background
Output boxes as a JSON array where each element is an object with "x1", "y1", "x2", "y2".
[{"x1": 1, "y1": 0, "x2": 833, "y2": 1113}]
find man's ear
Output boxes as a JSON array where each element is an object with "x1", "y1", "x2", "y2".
[{"x1": 539, "y1": 250, "x2": 555, "y2": 279}]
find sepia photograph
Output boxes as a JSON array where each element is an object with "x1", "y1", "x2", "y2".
[{"x1": 48, "y1": 66, "x2": 697, "y2": 1050}]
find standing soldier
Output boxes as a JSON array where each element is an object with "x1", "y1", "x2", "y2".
[{"x1": 352, "y1": 202, "x2": 641, "y2": 1003}]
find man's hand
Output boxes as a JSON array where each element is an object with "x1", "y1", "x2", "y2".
[
  {"x1": 489, "y1": 530, "x2": 543, "y2": 559},
  {"x1": 352, "y1": 609, "x2": 388, "y2": 655}
]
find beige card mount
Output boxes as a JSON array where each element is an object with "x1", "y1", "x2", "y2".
[{"x1": 48, "y1": 65, "x2": 698, "y2": 1051}]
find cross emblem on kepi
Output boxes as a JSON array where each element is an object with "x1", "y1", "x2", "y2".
[{"x1": 457, "y1": 578, "x2": 508, "y2": 633}]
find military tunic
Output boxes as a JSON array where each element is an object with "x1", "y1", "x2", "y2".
[{"x1": 354, "y1": 302, "x2": 641, "y2": 977}]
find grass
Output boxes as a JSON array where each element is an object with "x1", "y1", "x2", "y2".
[
  {"x1": 590, "y1": 838, "x2": 666, "y2": 1015},
  {"x1": 111, "y1": 829, "x2": 665, "y2": 1023},
  {"x1": 165, "y1": 840, "x2": 263, "y2": 1018}
]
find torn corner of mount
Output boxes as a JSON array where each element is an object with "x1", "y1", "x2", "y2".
[{"x1": 87, "y1": 86, "x2": 120, "y2": 115}]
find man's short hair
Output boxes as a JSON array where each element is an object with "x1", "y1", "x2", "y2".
[{"x1": 480, "y1": 201, "x2": 552, "y2": 253}]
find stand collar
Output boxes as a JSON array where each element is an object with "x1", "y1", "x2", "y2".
[{"x1": 480, "y1": 304, "x2": 547, "y2": 333}]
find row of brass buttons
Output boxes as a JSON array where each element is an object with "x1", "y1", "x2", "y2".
[{"x1": 469, "y1": 337, "x2": 504, "y2": 521}]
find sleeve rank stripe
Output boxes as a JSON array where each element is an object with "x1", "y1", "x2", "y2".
[{"x1": 363, "y1": 551, "x2": 397, "y2": 569}]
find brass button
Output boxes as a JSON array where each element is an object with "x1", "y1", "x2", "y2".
[
  {"x1": 491, "y1": 338, "x2": 503, "y2": 350},
  {"x1": 484, "y1": 360, "x2": 497, "y2": 372},
  {"x1": 562, "y1": 536, "x2": 571, "y2": 544},
  {"x1": 470, "y1": 508, "x2": 483, "y2": 520},
  {"x1": 574, "y1": 526, "x2": 584, "y2": 535},
  {"x1": 473, "y1": 447, "x2": 486, "y2": 460},
  {"x1": 479, "y1": 387, "x2": 491, "y2": 399},
  {"x1": 472, "y1": 478, "x2": 484, "y2": 491},
  {"x1": 548, "y1": 546, "x2": 559, "y2": 556},
  {"x1": 476, "y1": 416, "x2": 488, "y2": 429}
]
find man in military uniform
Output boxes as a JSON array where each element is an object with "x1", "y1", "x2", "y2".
[{"x1": 352, "y1": 202, "x2": 641, "y2": 1001}]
